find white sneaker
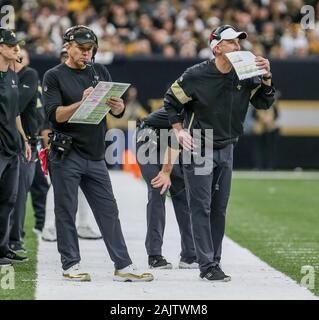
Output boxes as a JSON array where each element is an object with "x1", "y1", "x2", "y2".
[
  {"x1": 77, "y1": 226, "x2": 102, "y2": 240},
  {"x1": 178, "y1": 260, "x2": 199, "y2": 269},
  {"x1": 41, "y1": 227, "x2": 57, "y2": 242},
  {"x1": 62, "y1": 263, "x2": 91, "y2": 282},
  {"x1": 113, "y1": 264, "x2": 154, "y2": 282}
]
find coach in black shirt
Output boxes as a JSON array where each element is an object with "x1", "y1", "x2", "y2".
[
  {"x1": 164, "y1": 25, "x2": 275, "y2": 282},
  {"x1": 9, "y1": 48, "x2": 41, "y2": 254},
  {"x1": 0, "y1": 29, "x2": 30, "y2": 266},
  {"x1": 43, "y1": 25, "x2": 153, "y2": 282}
]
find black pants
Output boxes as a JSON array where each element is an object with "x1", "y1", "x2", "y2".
[
  {"x1": 0, "y1": 153, "x2": 19, "y2": 256},
  {"x1": 183, "y1": 144, "x2": 233, "y2": 273},
  {"x1": 49, "y1": 149, "x2": 132, "y2": 270},
  {"x1": 30, "y1": 160, "x2": 50, "y2": 231},
  {"x1": 139, "y1": 161, "x2": 196, "y2": 259},
  {"x1": 137, "y1": 138, "x2": 196, "y2": 259},
  {"x1": 9, "y1": 156, "x2": 36, "y2": 246}
]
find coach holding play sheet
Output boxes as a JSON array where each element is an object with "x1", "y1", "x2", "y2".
[
  {"x1": 164, "y1": 25, "x2": 276, "y2": 282},
  {"x1": 43, "y1": 25, "x2": 153, "y2": 283}
]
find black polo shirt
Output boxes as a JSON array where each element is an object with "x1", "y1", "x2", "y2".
[
  {"x1": 164, "y1": 59, "x2": 275, "y2": 148},
  {"x1": 0, "y1": 69, "x2": 20, "y2": 156},
  {"x1": 43, "y1": 63, "x2": 114, "y2": 160}
]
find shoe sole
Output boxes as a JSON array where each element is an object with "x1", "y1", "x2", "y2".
[
  {"x1": 0, "y1": 263, "x2": 12, "y2": 268},
  {"x1": 113, "y1": 275, "x2": 154, "y2": 282},
  {"x1": 149, "y1": 263, "x2": 173, "y2": 270},
  {"x1": 10, "y1": 249, "x2": 27, "y2": 254},
  {"x1": 113, "y1": 272, "x2": 154, "y2": 282},
  {"x1": 8, "y1": 258, "x2": 29, "y2": 263},
  {"x1": 200, "y1": 276, "x2": 231, "y2": 282},
  {"x1": 178, "y1": 262, "x2": 198, "y2": 269},
  {"x1": 63, "y1": 274, "x2": 91, "y2": 282}
]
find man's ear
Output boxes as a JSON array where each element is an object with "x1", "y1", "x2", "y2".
[{"x1": 214, "y1": 44, "x2": 222, "y2": 56}]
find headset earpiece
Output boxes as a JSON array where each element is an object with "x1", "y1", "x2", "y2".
[{"x1": 209, "y1": 24, "x2": 239, "y2": 49}]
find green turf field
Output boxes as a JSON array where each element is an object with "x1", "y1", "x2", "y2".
[
  {"x1": 227, "y1": 173, "x2": 319, "y2": 297},
  {"x1": 0, "y1": 197, "x2": 38, "y2": 300},
  {"x1": 1, "y1": 172, "x2": 318, "y2": 299}
]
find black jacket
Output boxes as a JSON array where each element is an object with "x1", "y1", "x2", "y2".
[{"x1": 164, "y1": 59, "x2": 275, "y2": 148}]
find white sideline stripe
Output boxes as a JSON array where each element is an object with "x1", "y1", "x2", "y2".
[
  {"x1": 36, "y1": 171, "x2": 317, "y2": 300},
  {"x1": 233, "y1": 171, "x2": 319, "y2": 180}
]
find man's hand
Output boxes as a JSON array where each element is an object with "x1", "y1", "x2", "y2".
[
  {"x1": 107, "y1": 97, "x2": 125, "y2": 115},
  {"x1": 151, "y1": 171, "x2": 171, "y2": 195},
  {"x1": 25, "y1": 142, "x2": 32, "y2": 161},
  {"x1": 41, "y1": 129, "x2": 51, "y2": 148},
  {"x1": 174, "y1": 128, "x2": 194, "y2": 151},
  {"x1": 82, "y1": 86, "x2": 94, "y2": 101},
  {"x1": 255, "y1": 56, "x2": 271, "y2": 77}
]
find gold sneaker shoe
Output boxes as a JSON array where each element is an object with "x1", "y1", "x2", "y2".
[
  {"x1": 62, "y1": 263, "x2": 91, "y2": 282},
  {"x1": 113, "y1": 264, "x2": 154, "y2": 282}
]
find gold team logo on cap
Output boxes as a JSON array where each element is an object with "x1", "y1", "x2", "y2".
[{"x1": 10, "y1": 31, "x2": 15, "y2": 37}]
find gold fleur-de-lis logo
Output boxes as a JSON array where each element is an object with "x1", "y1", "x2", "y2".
[{"x1": 10, "y1": 32, "x2": 15, "y2": 37}]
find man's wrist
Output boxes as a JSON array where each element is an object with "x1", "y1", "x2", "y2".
[
  {"x1": 111, "y1": 109, "x2": 123, "y2": 116},
  {"x1": 262, "y1": 72, "x2": 272, "y2": 80}
]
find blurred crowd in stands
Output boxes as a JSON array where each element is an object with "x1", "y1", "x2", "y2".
[{"x1": 5, "y1": 0, "x2": 319, "y2": 61}]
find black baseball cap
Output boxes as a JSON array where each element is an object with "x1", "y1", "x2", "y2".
[
  {"x1": 69, "y1": 30, "x2": 96, "y2": 46},
  {"x1": 0, "y1": 29, "x2": 24, "y2": 45}
]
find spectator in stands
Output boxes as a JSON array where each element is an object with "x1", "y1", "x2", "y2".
[
  {"x1": 281, "y1": 23, "x2": 309, "y2": 56},
  {"x1": 12, "y1": 0, "x2": 319, "y2": 59}
]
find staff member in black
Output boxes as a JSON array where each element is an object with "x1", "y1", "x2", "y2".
[
  {"x1": 29, "y1": 50, "x2": 51, "y2": 236},
  {"x1": 0, "y1": 29, "x2": 30, "y2": 266},
  {"x1": 137, "y1": 107, "x2": 197, "y2": 269},
  {"x1": 9, "y1": 48, "x2": 41, "y2": 254},
  {"x1": 29, "y1": 79, "x2": 50, "y2": 236},
  {"x1": 164, "y1": 25, "x2": 275, "y2": 281},
  {"x1": 43, "y1": 25, "x2": 153, "y2": 282}
]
